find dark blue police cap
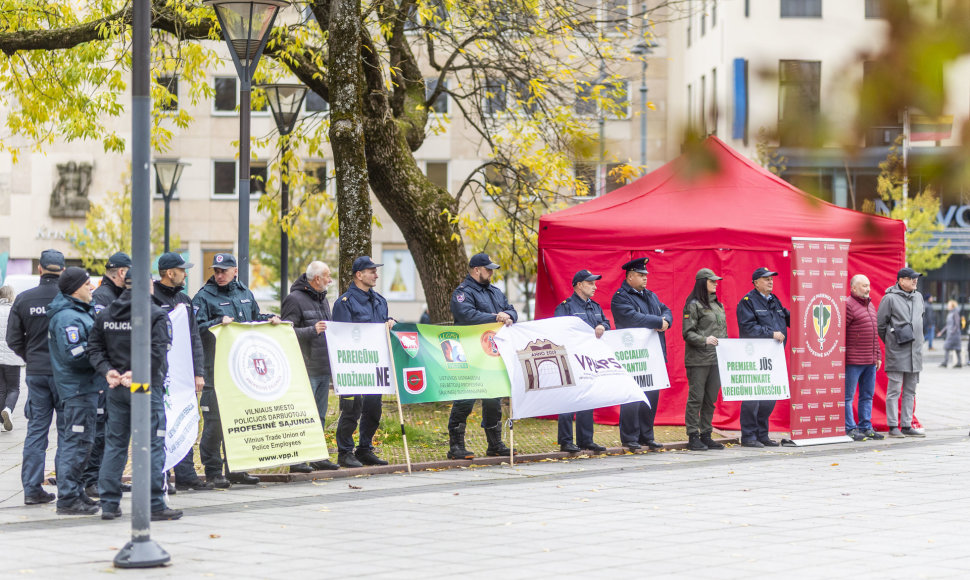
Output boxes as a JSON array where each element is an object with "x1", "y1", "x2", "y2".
[
  {"x1": 158, "y1": 252, "x2": 193, "y2": 271},
  {"x1": 211, "y1": 253, "x2": 237, "y2": 269},
  {"x1": 897, "y1": 267, "x2": 922, "y2": 279},
  {"x1": 621, "y1": 257, "x2": 648, "y2": 274},
  {"x1": 39, "y1": 249, "x2": 65, "y2": 272},
  {"x1": 572, "y1": 269, "x2": 602, "y2": 285},
  {"x1": 469, "y1": 252, "x2": 500, "y2": 270},
  {"x1": 352, "y1": 256, "x2": 383, "y2": 273},
  {"x1": 106, "y1": 252, "x2": 132, "y2": 270},
  {"x1": 751, "y1": 267, "x2": 778, "y2": 281}
]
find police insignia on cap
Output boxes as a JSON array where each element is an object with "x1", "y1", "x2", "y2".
[
  {"x1": 216, "y1": 255, "x2": 224, "y2": 263},
  {"x1": 66, "y1": 326, "x2": 80, "y2": 344}
]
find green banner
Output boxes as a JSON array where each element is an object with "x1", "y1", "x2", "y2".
[
  {"x1": 211, "y1": 322, "x2": 329, "y2": 471},
  {"x1": 390, "y1": 322, "x2": 511, "y2": 403}
]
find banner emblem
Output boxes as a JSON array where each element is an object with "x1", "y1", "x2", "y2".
[
  {"x1": 802, "y1": 292, "x2": 841, "y2": 358},
  {"x1": 812, "y1": 303, "x2": 832, "y2": 343},
  {"x1": 480, "y1": 330, "x2": 500, "y2": 357},
  {"x1": 403, "y1": 367, "x2": 427, "y2": 394},
  {"x1": 516, "y1": 339, "x2": 574, "y2": 391},
  {"x1": 228, "y1": 333, "x2": 290, "y2": 402},
  {"x1": 253, "y1": 358, "x2": 267, "y2": 375},
  {"x1": 398, "y1": 332, "x2": 420, "y2": 358},
  {"x1": 438, "y1": 331, "x2": 468, "y2": 368}
]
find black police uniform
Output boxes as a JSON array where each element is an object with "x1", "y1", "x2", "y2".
[
  {"x1": 6, "y1": 272, "x2": 63, "y2": 502},
  {"x1": 553, "y1": 292, "x2": 610, "y2": 449},
  {"x1": 87, "y1": 289, "x2": 174, "y2": 516},
  {"x1": 332, "y1": 283, "x2": 390, "y2": 463},
  {"x1": 448, "y1": 273, "x2": 517, "y2": 456},
  {"x1": 91, "y1": 276, "x2": 124, "y2": 314},
  {"x1": 193, "y1": 275, "x2": 273, "y2": 482},
  {"x1": 611, "y1": 268, "x2": 672, "y2": 449},
  {"x1": 736, "y1": 288, "x2": 790, "y2": 444}
]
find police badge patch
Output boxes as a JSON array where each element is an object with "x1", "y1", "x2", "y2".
[
  {"x1": 456, "y1": 293, "x2": 465, "y2": 303},
  {"x1": 66, "y1": 326, "x2": 80, "y2": 344}
]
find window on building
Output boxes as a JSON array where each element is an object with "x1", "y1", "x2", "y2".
[
  {"x1": 157, "y1": 75, "x2": 178, "y2": 111},
  {"x1": 687, "y1": 83, "x2": 693, "y2": 132},
  {"x1": 865, "y1": 0, "x2": 885, "y2": 18},
  {"x1": 214, "y1": 77, "x2": 237, "y2": 113},
  {"x1": 484, "y1": 77, "x2": 508, "y2": 116},
  {"x1": 424, "y1": 162, "x2": 449, "y2": 191},
  {"x1": 602, "y1": 0, "x2": 630, "y2": 34},
  {"x1": 780, "y1": 0, "x2": 821, "y2": 18},
  {"x1": 425, "y1": 77, "x2": 449, "y2": 114},
  {"x1": 700, "y1": 74, "x2": 707, "y2": 135},
  {"x1": 302, "y1": 162, "x2": 328, "y2": 195},
  {"x1": 212, "y1": 160, "x2": 267, "y2": 197},
  {"x1": 305, "y1": 91, "x2": 330, "y2": 114},
  {"x1": 574, "y1": 162, "x2": 624, "y2": 197},
  {"x1": 862, "y1": 61, "x2": 901, "y2": 146},
  {"x1": 701, "y1": 0, "x2": 707, "y2": 35},
  {"x1": 687, "y1": 2, "x2": 693, "y2": 47},
  {"x1": 575, "y1": 79, "x2": 629, "y2": 118},
  {"x1": 778, "y1": 60, "x2": 821, "y2": 146},
  {"x1": 711, "y1": 67, "x2": 718, "y2": 135},
  {"x1": 712, "y1": 0, "x2": 717, "y2": 27}
]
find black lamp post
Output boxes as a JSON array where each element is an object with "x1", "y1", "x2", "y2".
[
  {"x1": 204, "y1": 0, "x2": 288, "y2": 286},
  {"x1": 631, "y1": 39, "x2": 656, "y2": 171},
  {"x1": 260, "y1": 83, "x2": 308, "y2": 299},
  {"x1": 153, "y1": 159, "x2": 188, "y2": 253}
]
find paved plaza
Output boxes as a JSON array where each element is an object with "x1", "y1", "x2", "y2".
[{"x1": 0, "y1": 349, "x2": 967, "y2": 578}]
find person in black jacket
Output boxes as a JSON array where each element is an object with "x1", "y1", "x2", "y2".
[
  {"x1": 152, "y1": 252, "x2": 213, "y2": 491},
  {"x1": 6, "y1": 249, "x2": 64, "y2": 505},
  {"x1": 447, "y1": 252, "x2": 517, "y2": 460},
  {"x1": 280, "y1": 261, "x2": 339, "y2": 472},
  {"x1": 736, "y1": 267, "x2": 790, "y2": 448},
  {"x1": 611, "y1": 257, "x2": 672, "y2": 452},
  {"x1": 87, "y1": 270, "x2": 182, "y2": 521},
  {"x1": 553, "y1": 269, "x2": 610, "y2": 453}
]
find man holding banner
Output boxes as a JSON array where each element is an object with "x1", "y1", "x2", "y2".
[
  {"x1": 332, "y1": 256, "x2": 394, "y2": 468},
  {"x1": 553, "y1": 269, "x2": 609, "y2": 453},
  {"x1": 736, "y1": 267, "x2": 790, "y2": 448},
  {"x1": 611, "y1": 257, "x2": 671, "y2": 452},
  {"x1": 448, "y1": 252, "x2": 516, "y2": 460}
]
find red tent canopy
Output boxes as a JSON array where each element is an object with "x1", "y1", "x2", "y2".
[{"x1": 536, "y1": 136, "x2": 906, "y2": 432}]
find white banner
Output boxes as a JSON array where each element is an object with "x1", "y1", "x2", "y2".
[
  {"x1": 324, "y1": 321, "x2": 396, "y2": 395},
  {"x1": 600, "y1": 328, "x2": 670, "y2": 391},
  {"x1": 163, "y1": 304, "x2": 200, "y2": 472},
  {"x1": 495, "y1": 317, "x2": 648, "y2": 420},
  {"x1": 715, "y1": 338, "x2": 791, "y2": 401}
]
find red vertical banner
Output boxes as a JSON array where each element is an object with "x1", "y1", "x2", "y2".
[{"x1": 788, "y1": 238, "x2": 852, "y2": 445}]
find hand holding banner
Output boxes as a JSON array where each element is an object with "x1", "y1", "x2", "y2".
[{"x1": 715, "y1": 338, "x2": 790, "y2": 401}]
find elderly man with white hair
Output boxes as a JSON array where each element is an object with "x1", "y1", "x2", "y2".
[
  {"x1": 844, "y1": 274, "x2": 884, "y2": 441},
  {"x1": 280, "y1": 261, "x2": 340, "y2": 472}
]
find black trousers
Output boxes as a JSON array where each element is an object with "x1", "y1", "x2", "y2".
[
  {"x1": 0, "y1": 364, "x2": 21, "y2": 412},
  {"x1": 740, "y1": 400, "x2": 775, "y2": 442},
  {"x1": 448, "y1": 398, "x2": 502, "y2": 431},
  {"x1": 619, "y1": 390, "x2": 660, "y2": 444},
  {"x1": 558, "y1": 410, "x2": 594, "y2": 446},
  {"x1": 199, "y1": 388, "x2": 226, "y2": 478},
  {"x1": 335, "y1": 394, "x2": 382, "y2": 454}
]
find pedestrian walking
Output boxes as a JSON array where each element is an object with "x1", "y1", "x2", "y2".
[
  {"x1": 681, "y1": 268, "x2": 727, "y2": 451},
  {"x1": 0, "y1": 285, "x2": 25, "y2": 432},
  {"x1": 939, "y1": 300, "x2": 962, "y2": 368}
]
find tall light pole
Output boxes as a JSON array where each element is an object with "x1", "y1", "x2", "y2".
[
  {"x1": 597, "y1": 58, "x2": 606, "y2": 196},
  {"x1": 260, "y1": 83, "x2": 308, "y2": 299},
  {"x1": 153, "y1": 159, "x2": 188, "y2": 253},
  {"x1": 204, "y1": 0, "x2": 288, "y2": 286},
  {"x1": 631, "y1": 39, "x2": 656, "y2": 171}
]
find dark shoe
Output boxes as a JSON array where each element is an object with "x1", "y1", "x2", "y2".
[
  {"x1": 355, "y1": 449, "x2": 389, "y2": 466},
  {"x1": 700, "y1": 432, "x2": 725, "y2": 450},
  {"x1": 741, "y1": 439, "x2": 764, "y2": 448},
  {"x1": 624, "y1": 441, "x2": 642, "y2": 451},
  {"x1": 309, "y1": 459, "x2": 340, "y2": 470},
  {"x1": 167, "y1": 485, "x2": 176, "y2": 495},
  {"x1": 447, "y1": 425, "x2": 475, "y2": 460},
  {"x1": 901, "y1": 426, "x2": 926, "y2": 437},
  {"x1": 864, "y1": 429, "x2": 885, "y2": 440},
  {"x1": 955, "y1": 364, "x2": 963, "y2": 368},
  {"x1": 337, "y1": 453, "x2": 364, "y2": 468},
  {"x1": 688, "y1": 434, "x2": 708, "y2": 451},
  {"x1": 151, "y1": 508, "x2": 184, "y2": 521},
  {"x1": 888, "y1": 427, "x2": 905, "y2": 438},
  {"x1": 227, "y1": 472, "x2": 260, "y2": 485},
  {"x1": 176, "y1": 480, "x2": 214, "y2": 491},
  {"x1": 101, "y1": 506, "x2": 122, "y2": 520},
  {"x1": 484, "y1": 426, "x2": 512, "y2": 456},
  {"x1": 47, "y1": 477, "x2": 57, "y2": 486},
  {"x1": 24, "y1": 491, "x2": 56, "y2": 505},
  {"x1": 560, "y1": 442, "x2": 581, "y2": 453},
  {"x1": 579, "y1": 442, "x2": 607, "y2": 453},
  {"x1": 759, "y1": 438, "x2": 780, "y2": 447},
  {"x1": 644, "y1": 440, "x2": 664, "y2": 451},
  {"x1": 120, "y1": 483, "x2": 131, "y2": 493},
  {"x1": 289, "y1": 463, "x2": 313, "y2": 474},
  {"x1": 209, "y1": 475, "x2": 231, "y2": 489},
  {"x1": 447, "y1": 445, "x2": 475, "y2": 460},
  {"x1": 939, "y1": 362, "x2": 947, "y2": 368},
  {"x1": 57, "y1": 500, "x2": 99, "y2": 516},
  {"x1": 848, "y1": 429, "x2": 866, "y2": 442},
  {"x1": 80, "y1": 493, "x2": 99, "y2": 506},
  {"x1": 84, "y1": 485, "x2": 99, "y2": 498}
]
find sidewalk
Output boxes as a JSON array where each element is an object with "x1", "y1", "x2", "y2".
[{"x1": 0, "y1": 347, "x2": 966, "y2": 577}]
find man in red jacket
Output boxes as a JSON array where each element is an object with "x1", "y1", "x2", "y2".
[{"x1": 845, "y1": 274, "x2": 885, "y2": 441}]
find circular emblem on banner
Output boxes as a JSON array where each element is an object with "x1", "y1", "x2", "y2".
[
  {"x1": 228, "y1": 333, "x2": 291, "y2": 401},
  {"x1": 403, "y1": 367, "x2": 427, "y2": 395},
  {"x1": 803, "y1": 292, "x2": 842, "y2": 358},
  {"x1": 621, "y1": 332, "x2": 634, "y2": 348},
  {"x1": 744, "y1": 342, "x2": 755, "y2": 357},
  {"x1": 480, "y1": 330, "x2": 500, "y2": 357}
]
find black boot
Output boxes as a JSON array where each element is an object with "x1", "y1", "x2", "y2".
[
  {"x1": 447, "y1": 425, "x2": 474, "y2": 460},
  {"x1": 700, "y1": 432, "x2": 725, "y2": 450},
  {"x1": 484, "y1": 425, "x2": 512, "y2": 457},
  {"x1": 688, "y1": 433, "x2": 708, "y2": 451}
]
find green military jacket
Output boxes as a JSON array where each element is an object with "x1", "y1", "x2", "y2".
[{"x1": 682, "y1": 294, "x2": 728, "y2": 367}]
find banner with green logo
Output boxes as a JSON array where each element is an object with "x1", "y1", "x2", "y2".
[
  {"x1": 389, "y1": 322, "x2": 511, "y2": 404},
  {"x1": 211, "y1": 322, "x2": 329, "y2": 471}
]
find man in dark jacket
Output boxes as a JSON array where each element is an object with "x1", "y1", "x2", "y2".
[
  {"x1": 737, "y1": 267, "x2": 790, "y2": 447},
  {"x1": 6, "y1": 249, "x2": 64, "y2": 505},
  {"x1": 845, "y1": 275, "x2": 884, "y2": 442},
  {"x1": 153, "y1": 252, "x2": 213, "y2": 491},
  {"x1": 611, "y1": 257, "x2": 672, "y2": 452},
  {"x1": 88, "y1": 270, "x2": 182, "y2": 521},
  {"x1": 47, "y1": 268, "x2": 101, "y2": 515},
  {"x1": 553, "y1": 269, "x2": 610, "y2": 453},
  {"x1": 332, "y1": 256, "x2": 394, "y2": 468},
  {"x1": 877, "y1": 267, "x2": 925, "y2": 438},
  {"x1": 447, "y1": 252, "x2": 516, "y2": 460},
  {"x1": 192, "y1": 253, "x2": 279, "y2": 488},
  {"x1": 280, "y1": 260, "x2": 339, "y2": 472}
]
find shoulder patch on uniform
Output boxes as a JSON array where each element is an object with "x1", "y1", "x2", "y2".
[
  {"x1": 743, "y1": 296, "x2": 749, "y2": 300},
  {"x1": 683, "y1": 314, "x2": 690, "y2": 318},
  {"x1": 456, "y1": 293, "x2": 465, "y2": 303},
  {"x1": 193, "y1": 304, "x2": 200, "y2": 314},
  {"x1": 166, "y1": 318, "x2": 173, "y2": 339},
  {"x1": 65, "y1": 326, "x2": 80, "y2": 344},
  {"x1": 94, "y1": 304, "x2": 105, "y2": 313},
  {"x1": 342, "y1": 296, "x2": 348, "y2": 301},
  {"x1": 561, "y1": 300, "x2": 567, "y2": 304}
]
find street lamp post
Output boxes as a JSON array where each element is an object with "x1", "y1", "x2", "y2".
[
  {"x1": 204, "y1": 0, "x2": 288, "y2": 286},
  {"x1": 260, "y1": 83, "x2": 308, "y2": 300},
  {"x1": 631, "y1": 39, "x2": 655, "y2": 171},
  {"x1": 597, "y1": 58, "x2": 606, "y2": 197},
  {"x1": 153, "y1": 159, "x2": 188, "y2": 253}
]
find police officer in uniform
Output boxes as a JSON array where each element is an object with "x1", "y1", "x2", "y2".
[
  {"x1": 6, "y1": 249, "x2": 64, "y2": 505},
  {"x1": 88, "y1": 269, "x2": 182, "y2": 521},
  {"x1": 193, "y1": 253, "x2": 280, "y2": 487},
  {"x1": 332, "y1": 256, "x2": 394, "y2": 468},
  {"x1": 152, "y1": 252, "x2": 213, "y2": 491},
  {"x1": 553, "y1": 269, "x2": 610, "y2": 453},
  {"x1": 47, "y1": 267, "x2": 101, "y2": 515},
  {"x1": 736, "y1": 267, "x2": 789, "y2": 447},
  {"x1": 447, "y1": 252, "x2": 516, "y2": 460},
  {"x1": 611, "y1": 257, "x2": 671, "y2": 452}
]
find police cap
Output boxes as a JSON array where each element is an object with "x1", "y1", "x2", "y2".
[
  {"x1": 352, "y1": 256, "x2": 383, "y2": 273},
  {"x1": 106, "y1": 252, "x2": 132, "y2": 270},
  {"x1": 469, "y1": 252, "x2": 500, "y2": 270},
  {"x1": 572, "y1": 269, "x2": 602, "y2": 285},
  {"x1": 621, "y1": 257, "x2": 649, "y2": 274},
  {"x1": 158, "y1": 252, "x2": 194, "y2": 271},
  {"x1": 751, "y1": 267, "x2": 778, "y2": 281},
  {"x1": 40, "y1": 249, "x2": 65, "y2": 272},
  {"x1": 211, "y1": 253, "x2": 237, "y2": 269}
]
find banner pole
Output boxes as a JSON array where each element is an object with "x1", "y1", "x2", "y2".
[
  {"x1": 509, "y1": 417, "x2": 514, "y2": 467},
  {"x1": 385, "y1": 325, "x2": 412, "y2": 474}
]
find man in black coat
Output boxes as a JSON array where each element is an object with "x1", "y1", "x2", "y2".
[
  {"x1": 280, "y1": 260, "x2": 339, "y2": 472},
  {"x1": 447, "y1": 252, "x2": 517, "y2": 460},
  {"x1": 6, "y1": 249, "x2": 64, "y2": 505},
  {"x1": 611, "y1": 257, "x2": 672, "y2": 452}
]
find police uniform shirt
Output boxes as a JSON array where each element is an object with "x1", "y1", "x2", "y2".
[
  {"x1": 5, "y1": 273, "x2": 61, "y2": 375},
  {"x1": 737, "y1": 289, "x2": 790, "y2": 340},
  {"x1": 91, "y1": 276, "x2": 124, "y2": 314},
  {"x1": 332, "y1": 284, "x2": 390, "y2": 324},
  {"x1": 610, "y1": 280, "x2": 672, "y2": 359},
  {"x1": 450, "y1": 274, "x2": 518, "y2": 325},
  {"x1": 553, "y1": 293, "x2": 611, "y2": 331}
]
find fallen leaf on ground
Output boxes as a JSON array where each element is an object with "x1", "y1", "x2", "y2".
[
  {"x1": 209, "y1": 534, "x2": 220, "y2": 539},
  {"x1": 348, "y1": 484, "x2": 362, "y2": 489}
]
